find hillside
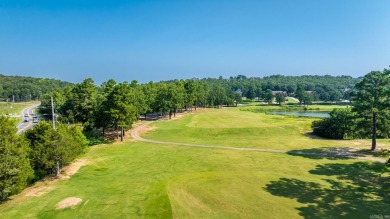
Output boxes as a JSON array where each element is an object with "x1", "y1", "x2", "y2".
[{"x1": 0, "y1": 74, "x2": 73, "y2": 101}]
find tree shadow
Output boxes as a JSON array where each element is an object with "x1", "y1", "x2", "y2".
[
  {"x1": 287, "y1": 147, "x2": 363, "y2": 160},
  {"x1": 356, "y1": 149, "x2": 390, "y2": 158},
  {"x1": 265, "y1": 162, "x2": 390, "y2": 218}
]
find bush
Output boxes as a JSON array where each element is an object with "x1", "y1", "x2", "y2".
[
  {"x1": 312, "y1": 108, "x2": 356, "y2": 139},
  {"x1": 25, "y1": 122, "x2": 88, "y2": 180}
]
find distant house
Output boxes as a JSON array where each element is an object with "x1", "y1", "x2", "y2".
[
  {"x1": 235, "y1": 89, "x2": 243, "y2": 96},
  {"x1": 272, "y1": 91, "x2": 288, "y2": 96}
]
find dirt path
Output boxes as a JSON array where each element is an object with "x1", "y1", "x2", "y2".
[{"x1": 130, "y1": 121, "x2": 386, "y2": 162}]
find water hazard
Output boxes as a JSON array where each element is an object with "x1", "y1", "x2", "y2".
[{"x1": 268, "y1": 111, "x2": 329, "y2": 118}]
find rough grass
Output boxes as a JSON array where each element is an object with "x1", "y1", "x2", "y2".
[
  {"x1": 0, "y1": 102, "x2": 36, "y2": 115},
  {"x1": 0, "y1": 107, "x2": 389, "y2": 218}
]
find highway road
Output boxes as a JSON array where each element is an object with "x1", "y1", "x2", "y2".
[{"x1": 17, "y1": 104, "x2": 40, "y2": 135}]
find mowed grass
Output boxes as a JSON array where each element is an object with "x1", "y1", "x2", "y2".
[
  {"x1": 144, "y1": 108, "x2": 390, "y2": 151},
  {"x1": 2, "y1": 142, "x2": 388, "y2": 219},
  {"x1": 0, "y1": 107, "x2": 389, "y2": 218},
  {"x1": 0, "y1": 101, "x2": 37, "y2": 115}
]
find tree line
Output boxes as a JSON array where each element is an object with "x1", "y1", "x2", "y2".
[
  {"x1": 0, "y1": 73, "x2": 357, "y2": 103},
  {"x1": 207, "y1": 74, "x2": 358, "y2": 102},
  {"x1": 39, "y1": 78, "x2": 243, "y2": 141},
  {"x1": 35, "y1": 74, "x2": 358, "y2": 139},
  {"x1": 0, "y1": 74, "x2": 73, "y2": 102}
]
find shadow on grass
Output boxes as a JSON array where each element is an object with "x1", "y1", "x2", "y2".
[
  {"x1": 265, "y1": 162, "x2": 390, "y2": 218},
  {"x1": 356, "y1": 149, "x2": 390, "y2": 158},
  {"x1": 287, "y1": 147, "x2": 363, "y2": 160}
]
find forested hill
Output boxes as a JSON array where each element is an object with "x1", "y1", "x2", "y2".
[
  {"x1": 0, "y1": 74, "x2": 73, "y2": 101},
  {"x1": 201, "y1": 74, "x2": 359, "y2": 92},
  {"x1": 192, "y1": 74, "x2": 360, "y2": 101}
]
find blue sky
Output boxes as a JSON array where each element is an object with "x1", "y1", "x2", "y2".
[{"x1": 0, "y1": 0, "x2": 389, "y2": 84}]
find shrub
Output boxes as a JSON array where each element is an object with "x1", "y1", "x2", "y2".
[{"x1": 312, "y1": 108, "x2": 356, "y2": 139}]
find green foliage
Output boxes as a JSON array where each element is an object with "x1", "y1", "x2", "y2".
[
  {"x1": 25, "y1": 122, "x2": 87, "y2": 180},
  {"x1": 62, "y1": 78, "x2": 97, "y2": 127},
  {"x1": 312, "y1": 108, "x2": 356, "y2": 139},
  {"x1": 275, "y1": 93, "x2": 286, "y2": 105},
  {"x1": 0, "y1": 74, "x2": 73, "y2": 101},
  {"x1": 263, "y1": 89, "x2": 274, "y2": 104},
  {"x1": 0, "y1": 116, "x2": 33, "y2": 200},
  {"x1": 351, "y1": 69, "x2": 390, "y2": 150},
  {"x1": 106, "y1": 82, "x2": 138, "y2": 129}
]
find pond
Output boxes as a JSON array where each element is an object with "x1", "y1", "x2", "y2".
[{"x1": 268, "y1": 111, "x2": 329, "y2": 118}]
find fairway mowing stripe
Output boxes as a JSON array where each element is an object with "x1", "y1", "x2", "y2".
[{"x1": 131, "y1": 121, "x2": 386, "y2": 162}]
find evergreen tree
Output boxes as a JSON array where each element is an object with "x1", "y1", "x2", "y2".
[
  {"x1": 0, "y1": 116, "x2": 33, "y2": 200},
  {"x1": 352, "y1": 70, "x2": 390, "y2": 150}
]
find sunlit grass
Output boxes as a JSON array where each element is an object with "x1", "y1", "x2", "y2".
[
  {"x1": 0, "y1": 107, "x2": 388, "y2": 218},
  {"x1": 144, "y1": 108, "x2": 386, "y2": 151}
]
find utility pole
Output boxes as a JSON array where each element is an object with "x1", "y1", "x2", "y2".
[
  {"x1": 51, "y1": 96, "x2": 56, "y2": 130},
  {"x1": 51, "y1": 96, "x2": 59, "y2": 176}
]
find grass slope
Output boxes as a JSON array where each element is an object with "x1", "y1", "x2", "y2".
[{"x1": 0, "y1": 107, "x2": 389, "y2": 218}]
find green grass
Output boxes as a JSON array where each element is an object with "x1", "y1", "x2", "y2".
[
  {"x1": 144, "y1": 108, "x2": 388, "y2": 151},
  {"x1": 239, "y1": 104, "x2": 347, "y2": 112},
  {"x1": 0, "y1": 101, "x2": 39, "y2": 122},
  {"x1": 0, "y1": 102, "x2": 37, "y2": 115},
  {"x1": 0, "y1": 107, "x2": 389, "y2": 218}
]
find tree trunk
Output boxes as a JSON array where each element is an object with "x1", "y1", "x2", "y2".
[
  {"x1": 120, "y1": 126, "x2": 124, "y2": 142},
  {"x1": 56, "y1": 161, "x2": 60, "y2": 176},
  {"x1": 169, "y1": 111, "x2": 172, "y2": 119},
  {"x1": 174, "y1": 109, "x2": 176, "y2": 117},
  {"x1": 372, "y1": 112, "x2": 377, "y2": 151},
  {"x1": 102, "y1": 127, "x2": 105, "y2": 137}
]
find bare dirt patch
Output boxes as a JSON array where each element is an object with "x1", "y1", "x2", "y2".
[
  {"x1": 18, "y1": 159, "x2": 89, "y2": 198},
  {"x1": 55, "y1": 197, "x2": 82, "y2": 209},
  {"x1": 24, "y1": 184, "x2": 54, "y2": 197},
  {"x1": 137, "y1": 125, "x2": 157, "y2": 136},
  {"x1": 60, "y1": 159, "x2": 90, "y2": 179}
]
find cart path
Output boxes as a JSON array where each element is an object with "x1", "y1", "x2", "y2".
[{"x1": 130, "y1": 121, "x2": 386, "y2": 162}]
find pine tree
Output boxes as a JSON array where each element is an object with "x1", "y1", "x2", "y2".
[{"x1": 0, "y1": 116, "x2": 33, "y2": 200}]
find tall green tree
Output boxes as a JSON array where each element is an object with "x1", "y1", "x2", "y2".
[
  {"x1": 295, "y1": 85, "x2": 305, "y2": 105},
  {"x1": 263, "y1": 89, "x2": 274, "y2": 105},
  {"x1": 94, "y1": 79, "x2": 117, "y2": 135},
  {"x1": 275, "y1": 93, "x2": 286, "y2": 105},
  {"x1": 105, "y1": 83, "x2": 138, "y2": 141},
  {"x1": 184, "y1": 80, "x2": 199, "y2": 111},
  {"x1": 352, "y1": 70, "x2": 390, "y2": 150},
  {"x1": 62, "y1": 78, "x2": 97, "y2": 128},
  {"x1": 0, "y1": 116, "x2": 33, "y2": 200},
  {"x1": 140, "y1": 82, "x2": 157, "y2": 119}
]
